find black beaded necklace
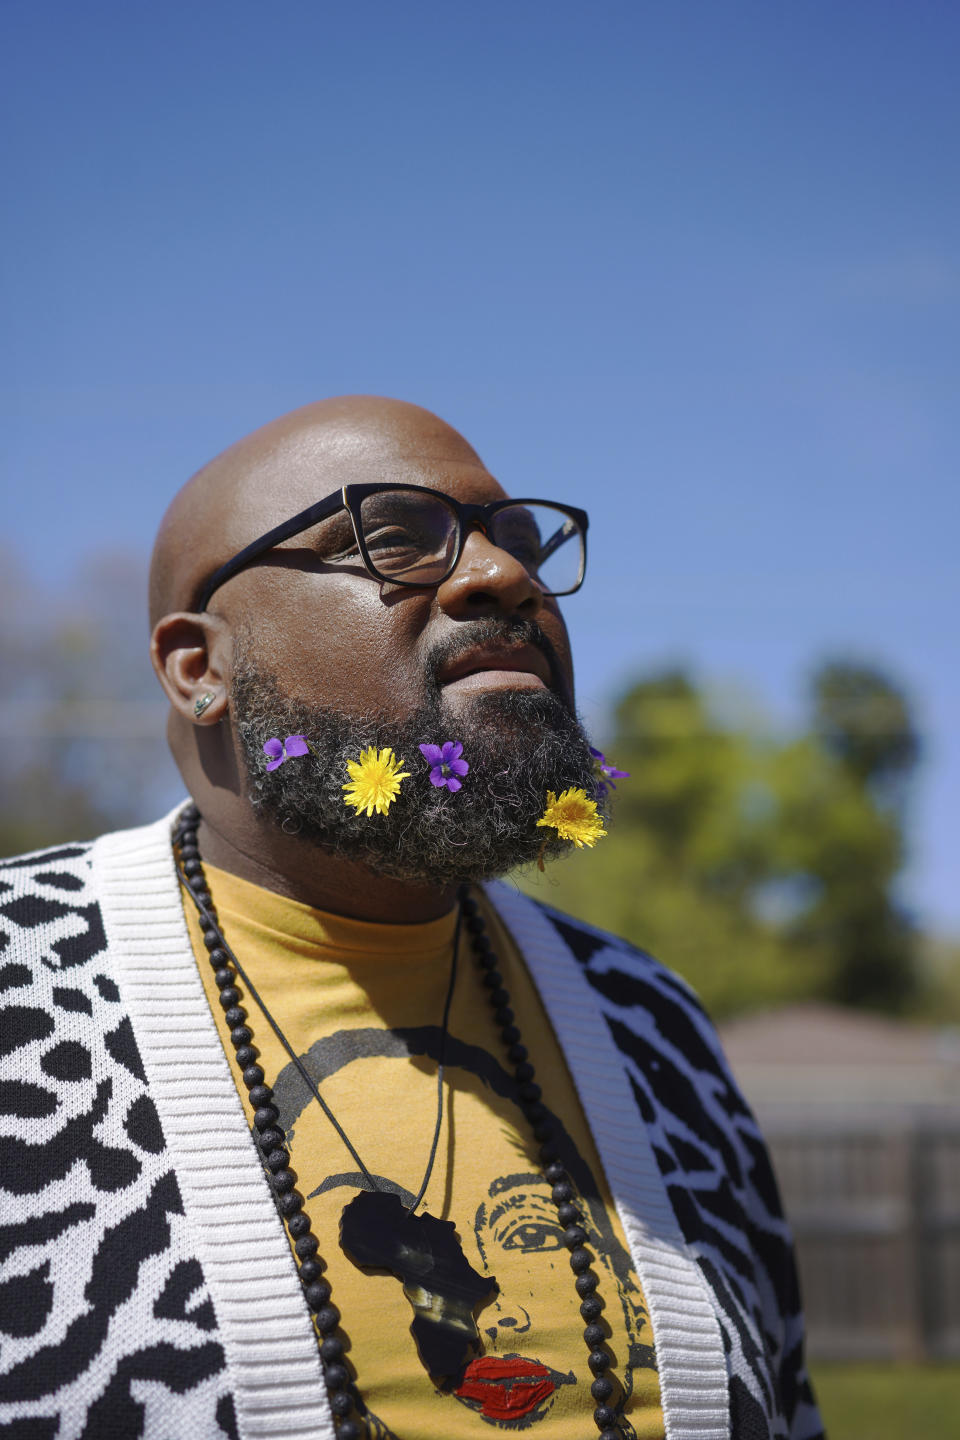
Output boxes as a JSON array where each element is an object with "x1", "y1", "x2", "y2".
[{"x1": 174, "y1": 803, "x2": 625, "y2": 1440}]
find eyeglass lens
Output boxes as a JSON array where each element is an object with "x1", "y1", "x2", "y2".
[
  {"x1": 356, "y1": 489, "x2": 583, "y2": 593},
  {"x1": 356, "y1": 489, "x2": 459, "y2": 584}
]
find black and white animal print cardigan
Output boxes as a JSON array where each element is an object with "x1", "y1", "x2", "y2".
[{"x1": 0, "y1": 811, "x2": 823, "y2": 1440}]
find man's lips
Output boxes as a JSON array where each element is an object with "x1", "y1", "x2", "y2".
[
  {"x1": 455, "y1": 1355, "x2": 556, "y2": 1421},
  {"x1": 437, "y1": 643, "x2": 552, "y2": 694}
]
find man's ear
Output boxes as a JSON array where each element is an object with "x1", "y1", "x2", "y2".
[{"x1": 150, "y1": 612, "x2": 231, "y2": 725}]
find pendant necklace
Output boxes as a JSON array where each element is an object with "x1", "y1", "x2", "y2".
[{"x1": 175, "y1": 804, "x2": 625, "y2": 1440}]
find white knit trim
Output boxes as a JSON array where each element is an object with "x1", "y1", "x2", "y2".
[
  {"x1": 92, "y1": 809, "x2": 335, "y2": 1440},
  {"x1": 486, "y1": 882, "x2": 731, "y2": 1440}
]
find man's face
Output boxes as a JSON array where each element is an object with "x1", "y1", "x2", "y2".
[
  {"x1": 219, "y1": 450, "x2": 577, "y2": 728},
  {"x1": 210, "y1": 417, "x2": 597, "y2": 882}
]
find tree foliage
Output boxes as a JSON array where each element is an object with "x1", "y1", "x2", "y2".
[
  {"x1": 0, "y1": 550, "x2": 179, "y2": 856},
  {"x1": 521, "y1": 662, "x2": 921, "y2": 1016}
]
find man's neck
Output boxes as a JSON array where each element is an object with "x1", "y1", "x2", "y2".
[{"x1": 193, "y1": 813, "x2": 459, "y2": 924}]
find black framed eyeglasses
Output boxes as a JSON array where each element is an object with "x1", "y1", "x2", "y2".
[{"x1": 195, "y1": 482, "x2": 589, "y2": 611}]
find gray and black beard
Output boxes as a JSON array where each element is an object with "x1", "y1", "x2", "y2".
[{"x1": 231, "y1": 622, "x2": 602, "y2": 885}]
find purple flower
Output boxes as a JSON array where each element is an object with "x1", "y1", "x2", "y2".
[
  {"x1": 589, "y1": 746, "x2": 630, "y2": 797},
  {"x1": 419, "y1": 740, "x2": 469, "y2": 792},
  {"x1": 263, "y1": 735, "x2": 310, "y2": 772}
]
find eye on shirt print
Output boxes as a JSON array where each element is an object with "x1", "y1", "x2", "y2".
[{"x1": 269, "y1": 1025, "x2": 655, "y2": 1436}]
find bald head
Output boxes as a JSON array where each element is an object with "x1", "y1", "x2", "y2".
[{"x1": 149, "y1": 395, "x2": 485, "y2": 626}]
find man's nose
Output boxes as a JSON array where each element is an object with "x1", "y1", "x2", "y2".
[{"x1": 435, "y1": 527, "x2": 544, "y2": 619}]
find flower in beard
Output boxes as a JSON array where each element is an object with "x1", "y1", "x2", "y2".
[
  {"x1": 263, "y1": 735, "x2": 309, "y2": 771},
  {"x1": 419, "y1": 741, "x2": 469, "y2": 791},
  {"x1": 536, "y1": 788, "x2": 607, "y2": 848},
  {"x1": 589, "y1": 747, "x2": 629, "y2": 798},
  {"x1": 343, "y1": 746, "x2": 410, "y2": 817}
]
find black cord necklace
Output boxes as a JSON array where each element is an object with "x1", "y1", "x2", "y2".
[{"x1": 174, "y1": 803, "x2": 625, "y2": 1440}]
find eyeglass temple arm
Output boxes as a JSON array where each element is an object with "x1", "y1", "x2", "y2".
[{"x1": 195, "y1": 490, "x2": 347, "y2": 612}]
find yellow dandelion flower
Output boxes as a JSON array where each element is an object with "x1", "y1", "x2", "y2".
[
  {"x1": 342, "y1": 746, "x2": 410, "y2": 817},
  {"x1": 536, "y1": 788, "x2": 607, "y2": 849}
]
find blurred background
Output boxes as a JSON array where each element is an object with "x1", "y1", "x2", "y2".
[{"x1": 3, "y1": 3, "x2": 958, "y2": 1433}]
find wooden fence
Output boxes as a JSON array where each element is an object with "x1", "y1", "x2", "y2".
[{"x1": 763, "y1": 1109, "x2": 960, "y2": 1360}]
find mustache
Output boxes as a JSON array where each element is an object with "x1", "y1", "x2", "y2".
[{"x1": 423, "y1": 618, "x2": 570, "y2": 705}]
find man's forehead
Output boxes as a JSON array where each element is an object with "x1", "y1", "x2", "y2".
[
  {"x1": 207, "y1": 403, "x2": 508, "y2": 537},
  {"x1": 253, "y1": 421, "x2": 506, "y2": 509},
  {"x1": 150, "y1": 397, "x2": 508, "y2": 620}
]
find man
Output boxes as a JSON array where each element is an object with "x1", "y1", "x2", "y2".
[{"x1": 0, "y1": 397, "x2": 823, "y2": 1440}]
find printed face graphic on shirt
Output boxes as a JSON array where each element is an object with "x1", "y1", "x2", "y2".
[
  {"x1": 270, "y1": 1025, "x2": 655, "y2": 1436},
  {"x1": 455, "y1": 1169, "x2": 652, "y2": 1429},
  {"x1": 455, "y1": 1171, "x2": 579, "y2": 1424}
]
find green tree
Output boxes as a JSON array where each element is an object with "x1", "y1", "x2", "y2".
[
  {"x1": 0, "y1": 549, "x2": 179, "y2": 856},
  {"x1": 520, "y1": 663, "x2": 921, "y2": 1017},
  {"x1": 784, "y1": 661, "x2": 920, "y2": 1010},
  {"x1": 813, "y1": 661, "x2": 920, "y2": 795}
]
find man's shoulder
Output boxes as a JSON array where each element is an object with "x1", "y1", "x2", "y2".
[
  {"x1": 0, "y1": 837, "x2": 100, "y2": 926},
  {"x1": 0, "y1": 810, "x2": 190, "y2": 983},
  {"x1": 0, "y1": 838, "x2": 106, "y2": 991},
  {"x1": 501, "y1": 886, "x2": 709, "y2": 1017},
  {"x1": 492, "y1": 884, "x2": 739, "y2": 1092},
  {"x1": 0, "y1": 836, "x2": 97, "y2": 874}
]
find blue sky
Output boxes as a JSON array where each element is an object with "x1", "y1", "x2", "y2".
[{"x1": 3, "y1": 1, "x2": 957, "y2": 929}]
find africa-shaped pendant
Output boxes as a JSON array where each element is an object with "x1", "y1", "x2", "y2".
[{"x1": 340, "y1": 1190, "x2": 498, "y2": 1384}]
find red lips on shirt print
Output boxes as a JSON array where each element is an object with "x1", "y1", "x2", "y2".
[{"x1": 455, "y1": 1354, "x2": 571, "y2": 1421}]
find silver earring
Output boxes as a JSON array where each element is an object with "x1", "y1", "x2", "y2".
[{"x1": 194, "y1": 692, "x2": 216, "y2": 718}]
